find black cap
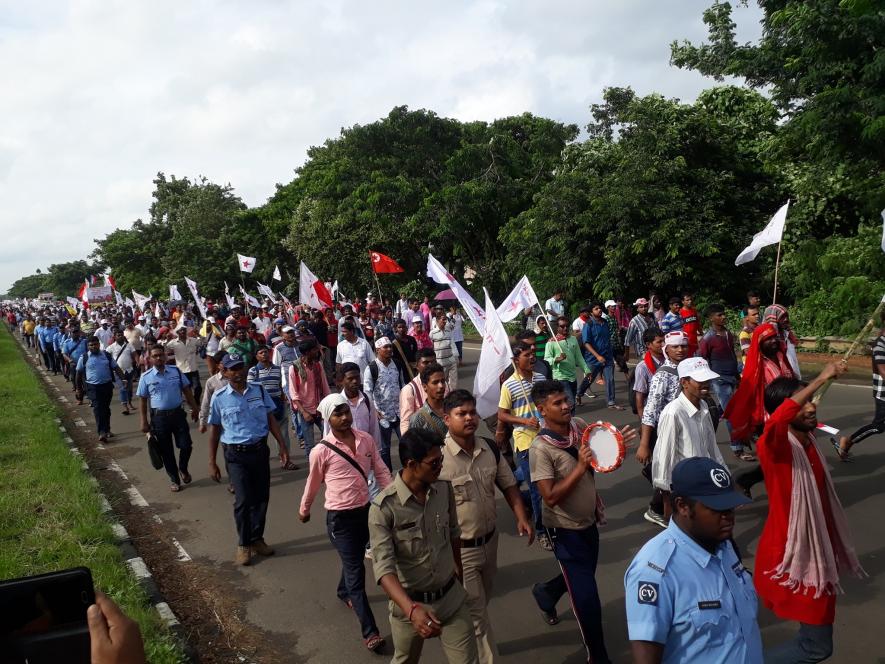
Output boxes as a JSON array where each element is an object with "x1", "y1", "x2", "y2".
[{"x1": 671, "y1": 457, "x2": 751, "y2": 511}]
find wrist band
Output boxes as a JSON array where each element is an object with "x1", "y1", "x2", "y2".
[{"x1": 408, "y1": 602, "x2": 419, "y2": 621}]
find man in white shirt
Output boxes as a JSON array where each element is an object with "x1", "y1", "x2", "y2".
[
  {"x1": 166, "y1": 327, "x2": 204, "y2": 402},
  {"x1": 106, "y1": 329, "x2": 137, "y2": 415},
  {"x1": 651, "y1": 357, "x2": 726, "y2": 521},
  {"x1": 335, "y1": 321, "x2": 374, "y2": 376},
  {"x1": 95, "y1": 319, "x2": 115, "y2": 350},
  {"x1": 545, "y1": 290, "x2": 565, "y2": 319},
  {"x1": 394, "y1": 293, "x2": 410, "y2": 321}
]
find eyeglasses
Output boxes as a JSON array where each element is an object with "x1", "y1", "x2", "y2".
[{"x1": 421, "y1": 456, "x2": 444, "y2": 470}]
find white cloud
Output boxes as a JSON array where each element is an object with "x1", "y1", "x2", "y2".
[{"x1": 0, "y1": 0, "x2": 762, "y2": 292}]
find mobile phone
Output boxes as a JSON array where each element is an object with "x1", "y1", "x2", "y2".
[{"x1": 0, "y1": 567, "x2": 95, "y2": 664}]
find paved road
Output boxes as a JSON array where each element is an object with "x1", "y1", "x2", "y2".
[{"x1": 37, "y1": 343, "x2": 885, "y2": 663}]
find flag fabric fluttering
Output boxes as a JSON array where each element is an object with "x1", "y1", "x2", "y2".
[
  {"x1": 169, "y1": 284, "x2": 183, "y2": 302},
  {"x1": 474, "y1": 289, "x2": 513, "y2": 418},
  {"x1": 273, "y1": 265, "x2": 282, "y2": 281},
  {"x1": 300, "y1": 261, "x2": 334, "y2": 310},
  {"x1": 132, "y1": 290, "x2": 150, "y2": 311},
  {"x1": 114, "y1": 290, "x2": 124, "y2": 306},
  {"x1": 239, "y1": 285, "x2": 261, "y2": 308},
  {"x1": 105, "y1": 274, "x2": 117, "y2": 290},
  {"x1": 237, "y1": 253, "x2": 257, "y2": 273},
  {"x1": 369, "y1": 251, "x2": 404, "y2": 274},
  {"x1": 496, "y1": 275, "x2": 540, "y2": 323},
  {"x1": 256, "y1": 282, "x2": 277, "y2": 302},
  {"x1": 426, "y1": 254, "x2": 486, "y2": 334},
  {"x1": 184, "y1": 276, "x2": 208, "y2": 319},
  {"x1": 224, "y1": 281, "x2": 235, "y2": 309},
  {"x1": 735, "y1": 201, "x2": 790, "y2": 266}
]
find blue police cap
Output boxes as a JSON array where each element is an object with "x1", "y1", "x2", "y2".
[
  {"x1": 671, "y1": 457, "x2": 751, "y2": 511},
  {"x1": 222, "y1": 353, "x2": 245, "y2": 369}
]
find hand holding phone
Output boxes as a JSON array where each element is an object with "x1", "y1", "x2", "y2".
[{"x1": 87, "y1": 592, "x2": 146, "y2": 664}]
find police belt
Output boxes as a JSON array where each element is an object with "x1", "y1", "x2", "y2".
[
  {"x1": 407, "y1": 576, "x2": 456, "y2": 604},
  {"x1": 150, "y1": 406, "x2": 182, "y2": 415},
  {"x1": 460, "y1": 528, "x2": 496, "y2": 548}
]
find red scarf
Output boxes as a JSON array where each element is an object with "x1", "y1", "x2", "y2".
[
  {"x1": 724, "y1": 323, "x2": 794, "y2": 441},
  {"x1": 643, "y1": 351, "x2": 661, "y2": 376}
]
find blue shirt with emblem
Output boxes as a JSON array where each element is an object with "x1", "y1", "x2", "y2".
[
  {"x1": 76, "y1": 350, "x2": 118, "y2": 385},
  {"x1": 208, "y1": 383, "x2": 275, "y2": 445},
  {"x1": 624, "y1": 519, "x2": 763, "y2": 664},
  {"x1": 136, "y1": 366, "x2": 190, "y2": 410},
  {"x1": 63, "y1": 336, "x2": 88, "y2": 364}
]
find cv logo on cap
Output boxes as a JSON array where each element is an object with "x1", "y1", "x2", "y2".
[
  {"x1": 637, "y1": 582, "x2": 658, "y2": 605},
  {"x1": 710, "y1": 467, "x2": 730, "y2": 488}
]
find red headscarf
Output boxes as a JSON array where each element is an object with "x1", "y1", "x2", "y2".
[{"x1": 724, "y1": 323, "x2": 795, "y2": 441}]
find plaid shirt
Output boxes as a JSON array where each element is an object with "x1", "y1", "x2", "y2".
[
  {"x1": 606, "y1": 315, "x2": 624, "y2": 353},
  {"x1": 873, "y1": 335, "x2": 885, "y2": 401}
]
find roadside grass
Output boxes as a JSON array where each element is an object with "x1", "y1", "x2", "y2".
[{"x1": 0, "y1": 329, "x2": 185, "y2": 663}]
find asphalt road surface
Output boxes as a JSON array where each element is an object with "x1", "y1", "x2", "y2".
[{"x1": 36, "y1": 343, "x2": 885, "y2": 663}]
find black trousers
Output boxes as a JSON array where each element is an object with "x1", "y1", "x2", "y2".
[
  {"x1": 640, "y1": 428, "x2": 664, "y2": 515},
  {"x1": 150, "y1": 408, "x2": 193, "y2": 485},
  {"x1": 223, "y1": 440, "x2": 270, "y2": 546},
  {"x1": 327, "y1": 505, "x2": 379, "y2": 638},
  {"x1": 848, "y1": 397, "x2": 885, "y2": 445},
  {"x1": 85, "y1": 381, "x2": 114, "y2": 436},
  {"x1": 184, "y1": 370, "x2": 202, "y2": 404}
]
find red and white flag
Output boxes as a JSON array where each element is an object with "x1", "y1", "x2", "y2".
[
  {"x1": 237, "y1": 253, "x2": 257, "y2": 273},
  {"x1": 496, "y1": 275, "x2": 539, "y2": 322},
  {"x1": 105, "y1": 274, "x2": 117, "y2": 290},
  {"x1": 78, "y1": 280, "x2": 89, "y2": 304},
  {"x1": 474, "y1": 288, "x2": 513, "y2": 418},
  {"x1": 299, "y1": 261, "x2": 334, "y2": 310},
  {"x1": 370, "y1": 251, "x2": 404, "y2": 274}
]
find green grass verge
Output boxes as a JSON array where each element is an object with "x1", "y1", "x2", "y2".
[{"x1": 0, "y1": 329, "x2": 186, "y2": 663}]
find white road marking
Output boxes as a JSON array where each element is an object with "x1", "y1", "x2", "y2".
[
  {"x1": 171, "y1": 538, "x2": 192, "y2": 562},
  {"x1": 59, "y1": 396, "x2": 69, "y2": 403},
  {"x1": 108, "y1": 461, "x2": 128, "y2": 480},
  {"x1": 125, "y1": 487, "x2": 150, "y2": 508},
  {"x1": 126, "y1": 557, "x2": 151, "y2": 580},
  {"x1": 111, "y1": 522, "x2": 130, "y2": 541},
  {"x1": 74, "y1": 419, "x2": 87, "y2": 427},
  {"x1": 154, "y1": 602, "x2": 180, "y2": 627},
  {"x1": 99, "y1": 495, "x2": 112, "y2": 512}
]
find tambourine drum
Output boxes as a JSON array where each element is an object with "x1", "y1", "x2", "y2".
[{"x1": 581, "y1": 421, "x2": 625, "y2": 473}]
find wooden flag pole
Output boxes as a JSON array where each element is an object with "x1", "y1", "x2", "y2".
[
  {"x1": 813, "y1": 296, "x2": 885, "y2": 404},
  {"x1": 771, "y1": 240, "x2": 783, "y2": 306}
]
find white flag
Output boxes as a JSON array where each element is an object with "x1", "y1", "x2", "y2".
[
  {"x1": 132, "y1": 290, "x2": 150, "y2": 311},
  {"x1": 735, "y1": 201, "x2": 790, "y2": 266},
  {"x1": 223, "y1": 281, "x2": 235, "y2": 309},
  {"x1": 426, "y1": 254, "x2": 486, "y2": 334},
  {"x1": 184, "y1": 276, "x2": 207, "y2": 319},
  {"x1": 473, "y1": 288, "x2": 513, "y2": 418},
  {"x1": 237, "y1": 253, "x2": 256, "y2": 273},
  {"x1": 273, "y1": 265, "x2": 282, "y2": 281},
  {"x1": 154, "y1": 301, "x2": 162, "y2": 319},
  {"x1": 169, "y1": 284, "x2": 182, "y2": 301},
  {"x1": 239, "y1": 285, "x2": 261, "y2": 308},
  {"x1": 496, "y1": 275, "x2": 540, "y2": 322},
  {"x1": 114, "y1": 290, "x2": 124, "y2": 306},
  {"x1": 299, "y1": 261, "x2": 334, "y2": 309},
  {"x1": 66, "y1": 296, "x2": 79, "y2": 308},
  {"x1": 124, "y1": 297, "x2": 135, "y2": 308},
  {"x1": 880, "y1": 208, "x2": 885, "y2": 253},
  {"x1": 256, "y1": 281, "x2": 277, "y2": 302}
]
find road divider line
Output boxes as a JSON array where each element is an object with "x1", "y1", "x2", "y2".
[
  {"x1": 171, "y1": 538, "x2": 192, "y2": 562},
  {"x1": 126, "y1": 557, "x2": 151, "y2": 580},
  {"x1": 154, "y1": 602, "x2": 180, "y2": 628},
  {"x1": 125, "y1": 487, "x2": 150, "y2": 508}
]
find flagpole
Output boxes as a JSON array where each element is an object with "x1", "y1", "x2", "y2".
[
  {"x1": 771, "y1": 240, "x2": 782, "y2": 306},
  {"x1": 373, "y1": 271, "x2": 384, "y2": 307}
]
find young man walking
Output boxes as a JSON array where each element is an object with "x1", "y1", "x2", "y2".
[
  {"x1": 408, "y1": 363, "x2": 449, "y2": 439},
  {"x1": 78, "y1": 336, "x2": 126, "y2": 442}
]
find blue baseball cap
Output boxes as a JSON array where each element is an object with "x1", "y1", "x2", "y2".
[
  {"x1": 222, "y1": 353, "x2": 245, "y2": 369},
  {"x1": 671, "y1": 457, "x2": 751, "y2": 511}
]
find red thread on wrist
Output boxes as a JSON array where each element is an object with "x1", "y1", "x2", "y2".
[{"x1": 408, "y1": 602, "x2": 419, "y2": 621}]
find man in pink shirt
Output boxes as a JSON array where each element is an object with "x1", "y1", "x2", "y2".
[
  {"x1": 288, "y1": 338, "x2": 331, "y2": 458},
  {"x1": 398, "y1": 348, "x2": 442, "y2": 435},
  {"x1": 299, "y1": 393, "x2": 392, "y2": 653}
]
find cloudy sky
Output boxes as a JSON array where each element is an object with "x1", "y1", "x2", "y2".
[{"x1": 0, "y1": 0, "x2": 763, "y2": 292}]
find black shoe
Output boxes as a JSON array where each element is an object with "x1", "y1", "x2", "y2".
[{"x1": 531, "y1": 584, "x2": 559, "y2": 626}]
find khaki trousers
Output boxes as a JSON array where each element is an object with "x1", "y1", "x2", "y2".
[
  {"x1": 389, "y1": 583, "x2": 478, "y2": 664},
  {"x1": 460, "y1": 532, "x2": 499, "y2": 664}
]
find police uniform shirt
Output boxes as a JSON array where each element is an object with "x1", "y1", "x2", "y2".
[
  {"x1": 369, "y1": 473, "x2": 461, "y2": 592},
  {"x1": 76, "y1": 350, "x2": 118, "y2": 385},
  {"x1": 438, "y1": 435, "x2": 516, "y2": 540},
  {"x1": 136, "y1": 366, "x2": 190, "y2": 410},
  {"x1": 624, "y1": 518, "x2": 763, "y2": 664},
  {"x1": 208, "y1": 383, "x2": 275, "y2": 445}
]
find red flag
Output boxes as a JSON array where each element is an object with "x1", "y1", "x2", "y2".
[
  {"x1": 106, "y1": 274, "x2": 117, "y2": 290},
  {"x1": 369, "y1": 251, "x2": 404, "y2": 274}
]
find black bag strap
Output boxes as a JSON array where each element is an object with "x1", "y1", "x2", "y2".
[{"x1": 318, "y1": 440, "x2": 368, "y2": 483}]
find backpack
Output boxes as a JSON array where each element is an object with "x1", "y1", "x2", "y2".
[{"x1": 368, "y1": 358, "x2": 405, "y2": 390}]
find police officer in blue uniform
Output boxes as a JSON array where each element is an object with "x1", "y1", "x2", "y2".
[
  {"x1": 624, "y1": 457, "x2": 762, "y2": 664},
  {"x1": 207, "y1": 353, "x2": 290, "y2": 566},
  {"x1": 137, "y1": 345, "x2": 199, "y2": 492},
  {"x1": 77, "y1": 335, "x2": 126, "y2": 442}
]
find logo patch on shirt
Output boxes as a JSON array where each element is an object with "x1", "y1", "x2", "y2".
[
  {"x1": 697, "y1": 600, "x2": 722, "y2": 610},
  {"x1": 732, "y1": 561, "x2": 746, "y2": 576},
  {"x1": 637, "y1": 582, "x2": 659, "y2": 605}
]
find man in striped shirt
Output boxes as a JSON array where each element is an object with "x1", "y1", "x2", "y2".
[
  {"x1": 248, "y1": 345, "x2": 295, "y2": 469},
  {"x1": 624, "y1": 298, "x2": 656, "y2": 362},
  {"x1": 429, "y1": 307, "x2": 459, "y2": 392},
  {"x1": 299, "y1": 393, "x2": 391, "y2": 653}
]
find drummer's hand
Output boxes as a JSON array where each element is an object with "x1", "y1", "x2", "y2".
[
  {"x1": 577, "y1": 444, "x2": 594, "y2": 469},
  {"x1": 619, "y1": 424, "x2": 638, "y2": 448},
  {"x1": 635, "y1": 443, "x2": 652, "y2": 465}
]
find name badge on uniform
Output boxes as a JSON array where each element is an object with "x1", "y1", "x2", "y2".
[
  {"x1": 637, "y1": 582, "x2": 658, "y2": 606},
  {"x1": 395, "y1": 521, "x2": 417, "y2": 531},
  {"x1": 697, "y1": 600, "x2": 722, "y2": 610}
]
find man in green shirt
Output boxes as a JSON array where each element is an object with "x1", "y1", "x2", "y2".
[{"x1": 544, "y1": 316, "x2": 589, "y2": 413}]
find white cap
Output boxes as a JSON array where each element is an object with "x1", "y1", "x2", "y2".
[
  {"x1": 604, "y1": 299, "x2": 616, "y2": 308},
  {"x1": 100, "y1": 318, "x2": 109, "y2": 324},
  {"x1": 677, "y1": 357, "x2": 720, "y2": 382},
  {"x1": 374, "y1": 336, "x2": 392, "y2": 349},
  {"x1": 282, "y1": 325, "x2": 295, "y2": 333},
  {"x1": 664, "y1": 331, "x2": 689, "y2": 347}
]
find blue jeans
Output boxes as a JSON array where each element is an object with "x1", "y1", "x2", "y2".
[
  {"x1": 118, "y1": 370, "x2": 134, "y2": 406},
  {"x1": 378, "y1": 417, "x2": 399, "y2": 471},
  {"x1": 581, "y1": 356, "x2": 615, "y2": 405},
  {"x1": 516, "y1": 449, "x2": 543, "y2": 532},
  {"x1": 533, "y1": 525, "x2": 609, "y2": 664},
  {"x1": 301, "y1": 413, "x2": 323, "y2": 458},
  {"x1": 710, "y1": 376, "x2": 738, "y2": 450},
  {"x1": 327, "y1": 505, "x2": 380, "y2": 639},
  {"x1": 765, "y1": 622, "x2": 833, "y2": 663}
]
